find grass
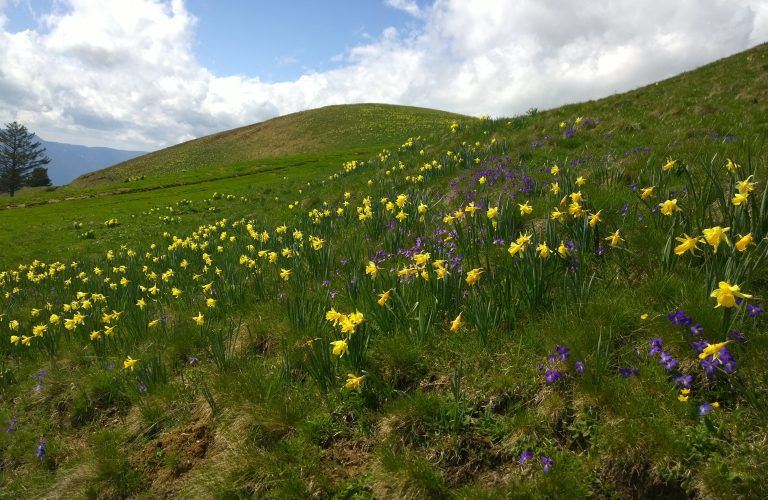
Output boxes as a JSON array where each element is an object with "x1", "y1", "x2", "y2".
[
  {"x1": 68, "y1": 104, "x2": 470, "y2": 188},
  {"x1": 0, "y1": 44, "x2": 767, "y2": 499}
]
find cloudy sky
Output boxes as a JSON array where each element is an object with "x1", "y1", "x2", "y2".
[{"x1": 1, "y1": 0, "x2": 767, "y2": 152}]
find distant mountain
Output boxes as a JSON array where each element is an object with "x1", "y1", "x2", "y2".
[{"x1": 35, "y1": 138, "x2": 148, "y2": 186}]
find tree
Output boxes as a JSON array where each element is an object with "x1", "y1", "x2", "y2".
[
  {"x1": 0, "y1": 121, "x2": 51, "y2": 197},
  {"x1": 27, "y1": 167, "x2": 53, "y2": 188}
]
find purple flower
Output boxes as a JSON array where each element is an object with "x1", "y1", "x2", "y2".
[
  {"x1": 746, "y1": 303, "x2": 763, "y2": 316},
  {"x1": 36, "y1": 441, "x2": 47, "y2": 461},
  {"x1": 549, "y1": 352, "x2": 557, "y2": 365},
  {"x1": 545, "y1": 370, "x2": 562, "y2": 383},
  {"x1": 6, "y1": 418, "x2": 17, "y2": 433},
  {"x1": 575, "y1": 361, "x2": 585, "y2": 373},
  {"x1": 35, "y1": 384, "x2": 43, "y2": 392},
  {"x1": 699, "y1": 404, "x2": 713, "y2": 416},
  {"x1": 108, "y1": 364, "x2": 114, "y2": 371},
  {"x1": 619, "y1": 368, "x2": 632, "y2": 379},
  {"x1": 649, "y1": 338, "x2": 663, "y2": 356},
  {"x1": 675, "y1": 374, "x2": 692, "y2": 389},
  {"x1": 731, "y1": 330, "x2": 745, "y2": 343},
  {"x1": 330, "y1": 291, "x2": 339, "y2": 298},
  {"x1": 692, "y1": 340, "x2": 708, "y2": 354},
  {"x1": 638, "y1": 214, "x2": 643, "y2": 221},
  {"x1": 34, "y1": 370, "x2": 45, "y2": 381},
  {"x1": 632, "y1": 368, "x2": 640, "y2": 378},
  {"x1": 555, "y1": 345, "x2": 570, "y2": 361},
  {"x1": 667, "y1": 310, "x2": 692, "y2": 326},
  {"x1": 701, "y1": 358, "x2": 717, "y2": 376},
  {"x1": 520, "y1": 451, "x2": 534, "y2": 464},
  {"x1": 634, "y1": 347, "x2": 640, "y2": 358},
  {"x1": 537, "y1": 364, "x2": 544, "y2": 371},
  {"x1": 189, "y1": 357, "x2": 199, "y2": 365},
  {"x1": 690, "y1": 324, "x2": 703, "y2": 336},
  {"x1": 630, "y1": 183, "x2": 638, "y2": 191},
  {"x1": 541, "y1": 456, "x2": 553, "y2": 472}
]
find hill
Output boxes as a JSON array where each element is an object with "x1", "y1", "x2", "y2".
[
  {"x1": 1, "y1": 44, "x2": 768, "y2": 499},
  {"x1": 38, "y1": 139, "x2": 148, "y2": 186},
  {"x1": 69, "y1": 103, "x2": 469, "y2": 188}
]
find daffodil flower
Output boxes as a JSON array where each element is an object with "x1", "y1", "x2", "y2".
[
  {"x1": 519, "y1": 202, "x2": 533, "y2": 215},
  {"x1": 450, "y1": 313, "x2": 462, "y2": 332},
  {"x1": 659, "y1": 199, "x2": 681, "y2": 216},
  {"x1": 605, "y1": 230, "x2": 623, "y2": 246},
  {"x1": 193, "y1": 312, "x2": 204, "y2": 326},
  {"x1": 465, "y1": 269, "x2": 483, "y2": 286},
  {"x1": 331, "y1": 340, "x2": 349, "y2": 357},
  {"x1": 710, "y1": 281, "x2": 752, "y2": 308},
  {"x1": 674, "y1": 234, "x2": 701, "y2": 255},
  {"x1": 702, "y1": 226, "x2": 731, "y2": 253},
  {"x1": 345, "y1": 373, "x2": 364, "y2": 389},
  {"x1": 735, "y1": 233, "x2": 755, "y2": 252},
  {"x1": 124, "y1": 356, "x2": 139, "y2": 371}
]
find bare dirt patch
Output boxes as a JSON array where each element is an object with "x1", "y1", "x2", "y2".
[{"x1": 130, "y1": 413, "x2": 213, "y2": 496}]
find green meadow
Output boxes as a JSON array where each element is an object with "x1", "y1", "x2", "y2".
[{"x1": 0, "y1": 44, "x2": 767, "y2": 499}]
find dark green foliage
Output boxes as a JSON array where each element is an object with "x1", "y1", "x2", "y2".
[{"x1": 0, "y1": 121, "x2": 51, "y2": 197}]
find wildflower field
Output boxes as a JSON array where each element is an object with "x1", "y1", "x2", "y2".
[{"x1": 1, "y1": 44, "x2": 768, "y2": 499}]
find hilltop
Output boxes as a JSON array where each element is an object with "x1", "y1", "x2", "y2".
[{"x1": 69, "y1": 104, "x2": 469, "y2": 188}]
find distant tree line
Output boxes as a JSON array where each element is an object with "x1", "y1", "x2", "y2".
[{"x1": 0, "y1": 121, "x2": 52, "y2": 197}]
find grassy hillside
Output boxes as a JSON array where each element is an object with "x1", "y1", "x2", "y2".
[
  {"x1": 69, "y1": 104, "x2": 470, "y2": 188},
  {"x1": 0, "y1": 44, "x2": 767, "y2": 500}
]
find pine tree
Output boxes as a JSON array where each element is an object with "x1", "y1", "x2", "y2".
[
  {"x1": 0, "y1": 122, "x2": 51, "y2": 197},
  {"x1": 27, "y1": 167, "x2": 53, "y2": 188}
]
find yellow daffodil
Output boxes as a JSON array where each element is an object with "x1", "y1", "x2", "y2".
[
  {"x1": 49, "y1": 314, "x2": 60, "y2": 324},
  {"x1": 558, "y1": 242, "x2": 569, "y2": 258},
  {"x1": 736, "y1": 175, "x2": 756, "y2": 194},
  {"x1": 710, "y1": 281, "x2": 752, "y2": 308},
  {"x1": 377, "y1": 290, "x2": 392, "y2": 306},
  {"x1": 365, "y1": 261, "x2": 380, "y2": 275},
  {"x1": 519, "y1": 202, "x2": 533, "y2": 215},
  {"x1": 21, "y1": 335, "x2": 32, "y2": 346},
  {"x1": 136, "y1": 299, "x2": 146, "y2": 309},
  {"x1": 279, "y1": 269, "x2": 291, "y2": 280},
  {"x1": 172, "y1": 287, "x2": 183, "y2": 297},
  {"x1": 605, "y1": 230, "x2": 623, "y2": 246},
  {"x1": 550, "y1": 182, "x2": 560, "y2": 194},
  {"x1": 465, "y1": 268, "x2": 483, "y2": 286},
  {"x1": 9, "y1": 320, "x2": 19, "y2": 331},
  {"x1": 331, "y1": 339, "x2": 349, "y2": 357},
  {"x1": 640, "y1": 186, "x2": 655, "y2": 200},
  {"x1": 90, "y1": 331, "x2": 101, "y2": 340},
  {"x1": 725, "y1": 158, "x2": 740, "y2": 174},
  {"x1": 588, "y1": 210, "x2": 602, "y2": 227},
  {"x1": 659, "y1": 199, "x2": 681, "y2": 216},
  {"x1": 732, "y1": 192, "x2": 749, "y2": 206},
  {"x1": 193, "y1": 312, "x2": 204, "y2": 326},
  {"x1": 345, "y1": 373, "x2": 364, "y2": 389},
  {"x1": 124, "y1": 356, "x2": 139, "y2": 371},
  {"x1": 206, "y1": 298, "x2": 217, "y2": 308},
  {"x1": 576, "y1": 176, "x2": 585, "y2": 186},
  {"x1": 674, "y1": 234, "x2": 701, "y2": 255},
  {"x1": 641, "y1": 313, "x2": 648, "y2": 319},
  {"x1": 678, "y1": 394, "x2": 689, "y2": 402},
  {"x1": 735, "y1": 233, "x2": 755, "y2": 252},
  {"x1": 702, "y1": 226, "x2": 731, "y2": 253},
  {"x1": 32, "y1": 325, "x2": 46, "y2": 337},
  {"x1": 550, "y1": 208, "x2": 564, "y2": 221},
  {"x1": 662, "y1": 159, "x2": 677, "y2": 171},
  {"x1": 148, "y1": 319, "x2": 160, "y2": 327},
  {"x1": 396, "y1": 210, "x2": 408, "y2": 222},
  {"x1": 536, "y1": 242, "x2": 551, "y2": 258},
  {"x1": 326, "y1": 308, "x2": 342, "y2": 326},
  {"x1": 104, "y1": 326, "x2": 116, "y2": 336},
  {"x1": 450, "y1": 313, "x2": 462, "y2": 333},
  {"x1": 10, "y1": 335, "x2": 20, "y2": 345}
]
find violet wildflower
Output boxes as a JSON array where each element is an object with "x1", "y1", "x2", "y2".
[
  {"x1": 649, "y1": 338, "x2": 663, "y2": 356},
  {"x1": 36, "y1": 441, "x2": 47, "y2": 461},
  {"x1": 746, "y1": 303, "x2": 763, "y2": 316},
  {"x1": 537, "y1": 364, "x2": 544, "y2": 371},
  {"x1": 690, "y1": 324, "x2": 703, "y2": 336},
  {"x1": 699, "y1": 404, "x2": 713, "y2": 416},
  {"x1": 541, "y1": 456, "x2": 553, "y2": 472},
  {"x1": 549, "y1": 353, "x2": 557, "y2": 365},
  {"x1": 638, "y1": 214, "x2": 643, "y2": 221},
  {"x1": 6, "y1": 418, "x2": 17, "y2": 433},
  {"x1": 691, "y1": 340, "x2": 708, "y2": 354},
  {"x1": 619, "y1": 368, "x2": 632, "y2": 379},
  {"x1": 575, "y1": 361, "x2": 585, "y2": 373},
  {"x1": 701, "y1": 358, "x2": 717, "y2": 376},
  {"x1": 108, "y1": 364, "x2": 114, "y2": 370},
  {"x1": 34, "y1": 370, "x2": 45, "y2": 381},
  {"x1": 731, "y1": 330, "x2": 745, "y2": 343},
  {"x1": 675, "y1": 374, "x2": 692, "y2": 389},
  {"x1": 630, "y1": 182, "x2": 638, "y2": 191},
  {"x1": 634, "y1": 347, "x2": 640, "y2": 358},
  {"x1": 520, "y1": 451, "x2": 534, "y2": 464},
  {"x1": 555, "y1": 345, "x2": 570, "y2": 361},
  {"x1": 189, "y1": 357, "x2": 199, "y2": 365},
  {"x1": 545, "y1": 370, "x2": 562, "y2": 383},
  {"x1": 35, "y1": 385, "x2": 42, "y2": 392},
  {"x1": 632, "y1": 368, "x2": 640, "y2": 378}
]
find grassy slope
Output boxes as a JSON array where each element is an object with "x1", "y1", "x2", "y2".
[
  {"x1": 68, "y1": 104, "x2": 469, "y2": 188},
  {"x1": 0, "y1": 45, "x2": 767, "y2": 500}
]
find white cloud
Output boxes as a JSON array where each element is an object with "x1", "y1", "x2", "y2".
[{"x1": 0, "y1": 0, "x2": 766, "y2": 151}]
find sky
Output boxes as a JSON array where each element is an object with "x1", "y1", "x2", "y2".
[{"x1": 0, "y1": 0, "x2": 767, "y2": 152}]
